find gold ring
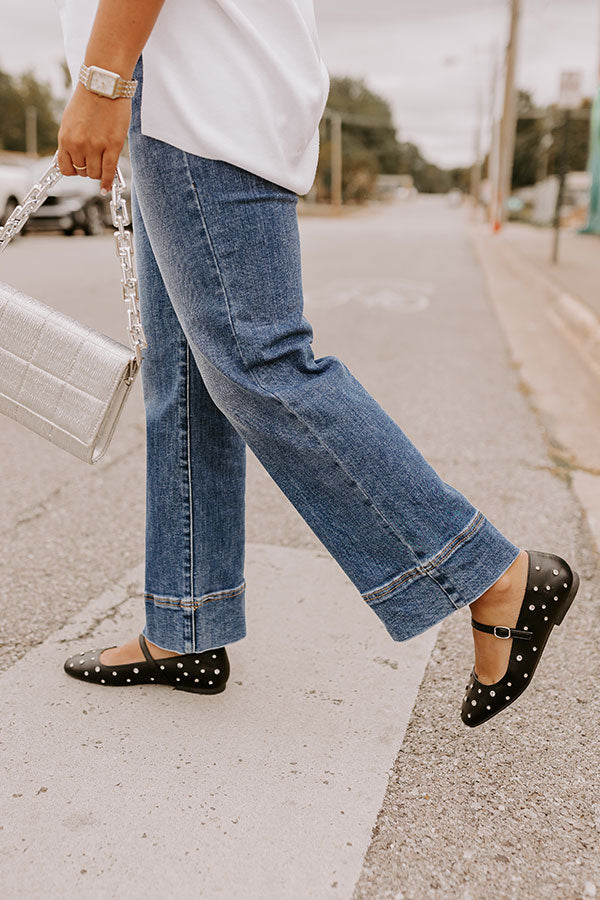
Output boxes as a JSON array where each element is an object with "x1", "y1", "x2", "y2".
[{"x1": 73, "y1": 164, "x2": 87, "y2": 171}]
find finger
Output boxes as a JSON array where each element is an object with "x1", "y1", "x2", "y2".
[
  {"x1": 100, "y1": 149, "x2": 120, "y2": 195},
  {"x1": 57, "y1": 147, "x2": 77, "y2": 177},
  {"x1": 71, "y1": 159, "x2": 88, "y2": 176},
  {"x1": 84, "y1": 152, "x2": 103, "y2": 182}
]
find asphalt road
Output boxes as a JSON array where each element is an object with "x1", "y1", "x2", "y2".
[{"x1": 1, "y1": 195, "x2": 598, "y2": 898}]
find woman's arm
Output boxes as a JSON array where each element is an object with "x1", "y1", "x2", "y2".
[{"x1": 57, "y1": 0, "x2": 166, "y2": 193}]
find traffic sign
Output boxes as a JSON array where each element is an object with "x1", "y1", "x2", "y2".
[{"x1": 558, "y1": 71, "x2": 583, "y2": 110}]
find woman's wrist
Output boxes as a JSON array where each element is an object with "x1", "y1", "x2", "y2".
[
  {"x1": 83, "y1": 55, "x2": 137, "y2": 82},
  {"x1": 73, "y1": 79, "x2": 132, "y2": 104}
]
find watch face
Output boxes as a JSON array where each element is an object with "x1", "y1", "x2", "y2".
[{"x1": 89, "y1": 70, "x2": 117, "y2": 96}]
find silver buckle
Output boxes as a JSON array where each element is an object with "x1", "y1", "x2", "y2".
[{"x1": 493, "y1": 626, "x2": 512, "y2": 639}]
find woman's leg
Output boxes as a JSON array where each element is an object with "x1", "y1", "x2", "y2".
[
  {"x1": 102, "y1": 183, "x2": 248, "y2": 660},
  {"x1": 126, "y1": 61, "x2": 522, "y2": 651}
]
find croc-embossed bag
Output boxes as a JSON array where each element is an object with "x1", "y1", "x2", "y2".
[{"x1": 0, "y1": 152, "x2": 147, "y2": 464}]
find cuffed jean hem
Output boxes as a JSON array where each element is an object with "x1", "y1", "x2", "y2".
[
  {"x1": 362, "y1": 511, "x2": 521, "y2": 642},
  {"x1": 141, "y1": 580, "x2": 247, "y2": 654}
]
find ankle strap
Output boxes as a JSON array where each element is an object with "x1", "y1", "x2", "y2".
[
  {"x1": 138, "y1": 633, "x2": 160, "y2": 665},
  {"x1": 471, "y1": 618, "x2": 533, "y2": 640}
]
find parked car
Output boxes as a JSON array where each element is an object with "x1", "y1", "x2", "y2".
[
  {"x1": 24, "y1": 154, "x2": 133, "y2": 236},
  {"x1": 0, "y1": 163, "x2": 30, "y2": 227}
]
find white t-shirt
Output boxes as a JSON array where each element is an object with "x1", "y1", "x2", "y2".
[{"x1": 54, "y1": 0, "x2": 330, "y2": 195}]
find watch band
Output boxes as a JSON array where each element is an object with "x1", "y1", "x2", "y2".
[{"x1": 79, "y1": 64, "x2": 137, "y2": 100}]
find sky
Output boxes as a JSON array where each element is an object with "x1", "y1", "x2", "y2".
[{"x1": 0, "y1": 0, "x2": 598, "y2": 168}]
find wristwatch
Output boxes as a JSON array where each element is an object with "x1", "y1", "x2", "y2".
[{"x1": 79, "y1": 64, "x2": 137, "y2": 99}]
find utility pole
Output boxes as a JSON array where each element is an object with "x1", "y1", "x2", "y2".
[
  {"x1": 469, "y1": 86, "x2": 484, "y2": 217},
  {"x1": 25, "y1": 105, "x2": 38, "y2": 156},
  {"x1": 485, "y1": 45, "x2": 501, "y2": 226},
  {"x1": 488, "y1": 118, "x2": 501, "y2": 225},
  {"x1": 552, "y1": 71, "x2": 583, "y2": 262},
  {"x1": 552, "y1": 108, "x2": 572, "y2": 262},
  {"x1": 329, "y1": 111, "x2": 343, "y2": 210},
  {"x1": 494, "y1": 0, "x2": 521, "y2": 232}
]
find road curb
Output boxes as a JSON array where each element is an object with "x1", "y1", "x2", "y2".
[
  {"x1": 471, "y1": 224, "x2": 600, "y2": 381},
  {"x1": 551, "y1": 291, "x2": 600, "y2": 380}
]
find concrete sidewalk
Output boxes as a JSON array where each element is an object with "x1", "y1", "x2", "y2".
[
  {"x1": 501, "y1": 223, "x2": 600, "y2": 320},
  {"x1": 0, "y1": 544, "x2": 437, "y2": 898},
  {"x1": 499, "y1": 222, "x2": 600, "y2": 382}
]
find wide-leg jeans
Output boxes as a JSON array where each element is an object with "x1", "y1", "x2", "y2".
[{"x1": 127, "y1": 56, "x2": 521, "y2": 654}]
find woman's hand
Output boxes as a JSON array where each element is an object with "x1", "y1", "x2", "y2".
[{"x1": 57, "y1": 82, "x2": 132, "y2": 194}]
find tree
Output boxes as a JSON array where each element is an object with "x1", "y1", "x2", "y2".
[
  {"x1": 0, "y1": 70, "x2": 24, "y2": 151},
  {"x1": 483, "y1": 89, "x2": 593, "y2": 190},
  {"x1": 399, "y1": 141, "x2": 456, "y2": 193},
  {"x1": 317, "y1": 129, "x2": 379, "y2": 203},
  {"x1": 511, "y1": 89, "x2": 590, "y2": 188},
  {"x1": 547, "y1": 97, "x2": 592, "y2": 176},
  {"x1": 315, "y1": 76, "x2": 457, "y2": 201},
  {"x1": 326, "y1": 76, "x2": 402, "y2": 173},
  {"x1": 512, "y1": 90, "x2": 545, "y2": 188},
  {"x1": 0, "y1": 67, "x2": 60, "y2": 154},
  {"x1": 314, "y1": 77, "x2": 400, "y2": 202}
]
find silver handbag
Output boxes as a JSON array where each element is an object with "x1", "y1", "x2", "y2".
[{"x1": 0, "y1": 152, "x2": 147, "y2": 464}]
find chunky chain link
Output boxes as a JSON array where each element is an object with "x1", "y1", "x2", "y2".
[
  {"x1": 108, "y1": 163, "x2": 147, "y2": 364},
  {"x1": 0, "y1": 151, "x2": 148, "y2": 365}
]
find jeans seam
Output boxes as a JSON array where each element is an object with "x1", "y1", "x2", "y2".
[
  {"x1": 144, "y1": 579, "x2": 246, "y2": 610},
  {"x1": 181, "y1": 153, "x2": 426, "y2": 574},
  {"x1": 362, "y1": 510, "x2": 485, "y2": 605},
  {"x1": 425, "y1": 510, "x2": 484, "y2": 571},
  {"x1": 185, "y1": 341, "x2": 196, "y2": 649}
]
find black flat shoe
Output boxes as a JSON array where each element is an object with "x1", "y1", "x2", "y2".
[
  {"x1": 461, "y1": 549, "x2": 580, "y2": 727},
  {"x1": 63, "y1": 633, "x2": 229, "y2": 694}
]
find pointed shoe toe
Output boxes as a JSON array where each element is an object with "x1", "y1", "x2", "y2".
[
  {"x1": 63, "y1": 634, "x2": 229, "y2": 694},
  {"x1": 461, "y1": 548, "x2": 580, "y2": 728}
]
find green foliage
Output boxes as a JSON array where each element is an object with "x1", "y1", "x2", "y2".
[
  {"x1": 315, "y1": 75, "x2": 465, "y2": 201},
  {"x1": 0, "y1": 67, "x2": 60, "y2": 154},
  {"x1": 314, "y1": 77, "x2": 398, "y2": 202},
  {"x1": 547, "y1": 99, "x2": 592, "y2": 176},
  {"x1": 317, "y1": 128, "x2": 379, "y2": 203},
  {"x1": 486, "y1": 89, "x2": 593, "y2": 190},
  {"x1": 401, "y1": 141, "x2": 459, "y2": 193},
  {"x1": 327, "y1": 76, "x2": 402, "y2": 174},
  {"x1": 512, "y1": 91, "x2": 545, "y2": 188},
  {"x1": 0, "y1": 71, "x2": 24, "y2": 151},
  {"x1": 447, "y1": 167, "x2": 471, "y2": 193}
]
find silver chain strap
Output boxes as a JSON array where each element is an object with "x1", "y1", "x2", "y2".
[{"x1": 0, "y1": 151, "x2": 148, "y2": 365}]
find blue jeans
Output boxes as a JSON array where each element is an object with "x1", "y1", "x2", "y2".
[{"x1": 127, "y1": 56, "x2": 520, "y2": 654}]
